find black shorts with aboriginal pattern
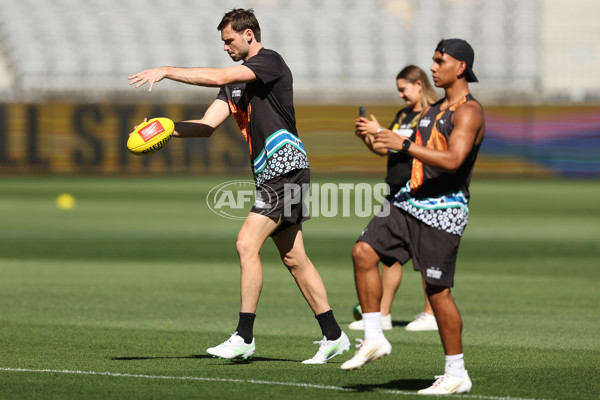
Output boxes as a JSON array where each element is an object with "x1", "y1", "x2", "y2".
[{"x1": 358, "y1": 203, "x2": 462, "y2": 288}]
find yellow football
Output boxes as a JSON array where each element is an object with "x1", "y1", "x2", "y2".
[{"x1": 127, "y1": 117, "x2": 174, "y2": 155}]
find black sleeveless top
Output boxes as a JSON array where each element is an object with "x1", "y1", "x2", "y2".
[
  {"x1": 385, "y1": 107, "x2": 420, "y2": 194},
  {"x1": 393, "y1": 94, "x2": 483, "y2": 236}
]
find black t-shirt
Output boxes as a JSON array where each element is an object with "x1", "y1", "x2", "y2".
[
  {"x1": 385, "y1": 107, "x2": 420, "y2": 193},
  {"x1": 217, "y1": 48, "x2": 309, "y2": 185}
]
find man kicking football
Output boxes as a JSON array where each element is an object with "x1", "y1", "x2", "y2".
[{"x1": 128, "y1": 8, "x2": 349, "y2": 364}]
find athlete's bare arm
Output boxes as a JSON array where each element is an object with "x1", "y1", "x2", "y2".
[
  {"x1": 375, "y1": 102, "x2": 483, "y2": 172},
  {"x1": 128, "y1": 65, "x2": 257, "y2": 92},
  {"x1": 173, "y1": 99, "x2": 231, "y2": 138},
  {"x1": 355, "y1": 114, "x2": 388, "y2": 156}
]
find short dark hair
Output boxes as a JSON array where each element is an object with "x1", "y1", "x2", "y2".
[{"x1": 217, "y1": 8, "x2": 261, "y2": 42}]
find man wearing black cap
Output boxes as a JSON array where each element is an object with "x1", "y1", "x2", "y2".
[{"x1": 342, "y1": 38, "x2": 484, "y2": 396}]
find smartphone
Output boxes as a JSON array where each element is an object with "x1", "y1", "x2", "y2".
[{"x1": 359, "y1": 106, "x2": 366, "y2": 118}]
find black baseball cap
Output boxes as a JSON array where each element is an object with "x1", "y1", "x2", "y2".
[{"x1": 435, "y1": 39, "x2": 478, "y2": 83}]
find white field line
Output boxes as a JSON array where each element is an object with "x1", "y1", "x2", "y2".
[{"x1": 0, "y1": 367, "x2": 551, "y2": 400}]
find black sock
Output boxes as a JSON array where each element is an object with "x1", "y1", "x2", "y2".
[
  {"x1": 315, "y1": 309, "x2": 342, "y2": 341},
  {"x1": 235, "y1": 312, "x2": 256, "y2": 344}
]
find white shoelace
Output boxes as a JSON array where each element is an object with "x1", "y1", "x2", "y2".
[
  {"x1": 431, "y1": 374, "x2": 449, "y2": 387},
  {"x1": 227, "y1": 333, "x2": 238, "y2": 342}
]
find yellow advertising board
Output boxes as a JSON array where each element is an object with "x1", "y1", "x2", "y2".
[
  {"x1": 1, "y1": 103, "x2": 598, "y2": 177},
  {"x1": 0, "y1": 103, "x2": 392, "y2": 176}
]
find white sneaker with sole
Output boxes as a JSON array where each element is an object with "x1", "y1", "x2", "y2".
[
  {"x1": 348, "y1": 314, "x2": 393, "y2": 331},
  {"x1": 405, "y1": 312, "x2": 438, "y2": 331},
  {"x1": 340, "y1": 337, "x2": 392, "y2": 370},
  {"x1": 302, "y1": 331, "x2": 351, "y2": 364},
  {"x1": 417, "y1": 372, "x2": 472, "y2": 395},
  {"x1": 206, "y1": 332, "x2": 255, "y2": 360}
]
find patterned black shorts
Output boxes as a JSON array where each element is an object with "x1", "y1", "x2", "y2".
[
  {"x1": 251, "y1": 169, "x2": 311, "y2": 236},
  {"x1": 358, "y1": 204, "x2": 462, "y2": 288}
]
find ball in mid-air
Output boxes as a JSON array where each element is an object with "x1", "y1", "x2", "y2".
[
  {"x1": 353, "y1": 304, "x2": 362, "y2": 321},
  {"x1": 127, "y1": 117, "x2": 174, "y2": 155}
]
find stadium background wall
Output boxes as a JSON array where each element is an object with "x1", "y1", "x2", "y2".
[{"x1": 0, "y1": 103, "x2": 598, "y2": 177}]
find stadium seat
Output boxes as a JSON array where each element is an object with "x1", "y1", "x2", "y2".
[{"x1": 0, "y1": 0, "x2": 543, "y2": 101}]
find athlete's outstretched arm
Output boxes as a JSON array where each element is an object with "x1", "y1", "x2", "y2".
[
  {"x1": 173, "y1": 99, "x2": 231, "y2": 138},
  {"x1": 128, "y1": 65, "x2": 257, "y2": 92}
]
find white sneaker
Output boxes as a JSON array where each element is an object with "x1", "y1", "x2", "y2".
[
  {"x1": 340, "y1": 337, "x2": 392, "y2": 370},
  {"x1": 302, "y1": 331, "x2": 351, "y2": 364},
  {"x1": 418, "y1": 372, "x2": 472, "y2": 395},
  {"x1": 405, "y1": 312, "x2": 438, "y2": 331},
  {"x1": 206, "y1": 332, "x2": 255, "y2": 360},
  {"x1": 348, "y1": 314, "x2": 393, "y2": 331}
]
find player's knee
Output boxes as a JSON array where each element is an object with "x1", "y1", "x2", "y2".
[
  {"x1": 236, "y1": 235, "x2": 256, "y2": 260},
  {"x1": 280, "y1": 251, "x2": 299, "y2": 271},
  {"x1": 352, "y1": 241, "x2": 376, "y2": 270},
  {"x1": 280, "y1": 250, "x2": 291, "y2": 265}
]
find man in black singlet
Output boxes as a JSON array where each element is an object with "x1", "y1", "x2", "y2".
[
  {"x1": 342, "y1": 39, "x2": 485, "y2": 396},
  {"x1": 128, "y1": 8, "x2": 349, "y2": 364}
]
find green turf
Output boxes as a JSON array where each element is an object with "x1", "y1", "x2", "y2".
[{"x1": 0, "y1": 176, "x2": 598, "y2": 400}]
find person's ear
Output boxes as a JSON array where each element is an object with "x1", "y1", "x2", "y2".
[
  {"x1": 457, "y1": 61, "x2": 467, "y2": 78},
  {"x1": 245, "y1": 29, "x2": 253, "y2": 44}
]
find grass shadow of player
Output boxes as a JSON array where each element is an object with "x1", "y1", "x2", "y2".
[
  {"x1": 392, "y1": 320, "x2": 410, "y2": 327},
  {"x1": 344, "y1": 378, "x2": 434, "y2": 393},
  {"x1": 111, "y1": 355, "x2": 296, "y2": 363}
]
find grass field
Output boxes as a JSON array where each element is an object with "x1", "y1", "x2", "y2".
[{"x1": 0, "y1": 175, "x2": 598, "y2": 400}]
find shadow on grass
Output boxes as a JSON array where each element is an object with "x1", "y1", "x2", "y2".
[
  {"x1": 111, "y1": 355, "x2": 296, "y2": 363},
  {"x1": 344, "y1": 378, "x2": 434, "y2": 392}
]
